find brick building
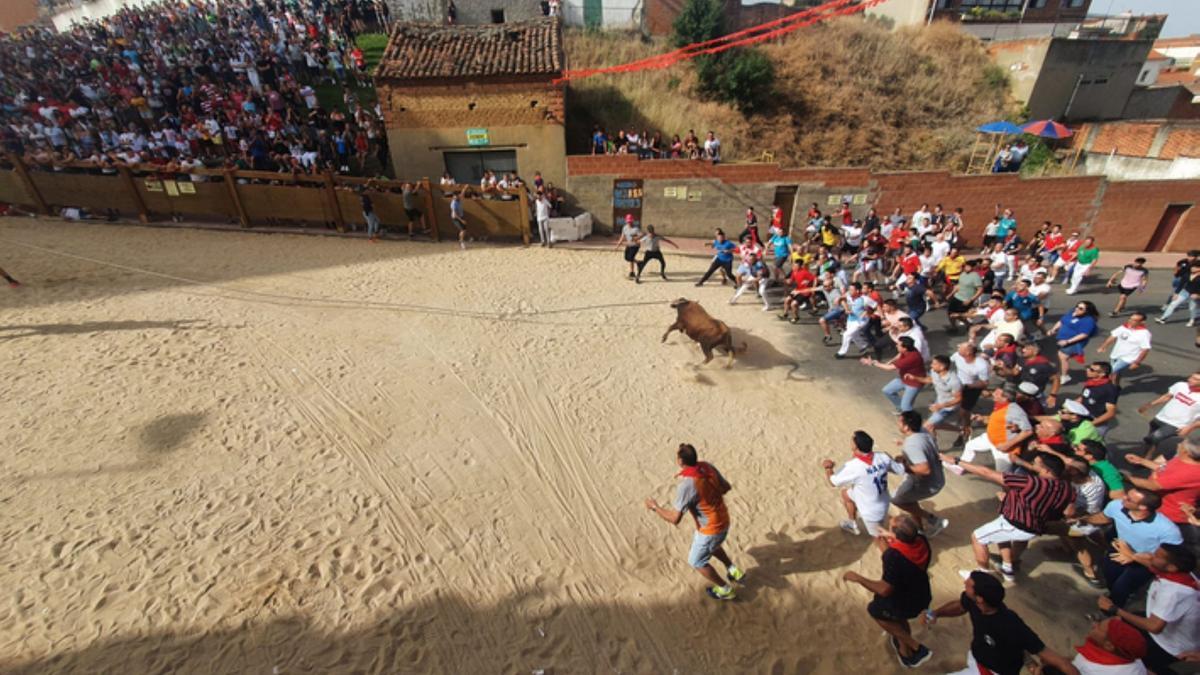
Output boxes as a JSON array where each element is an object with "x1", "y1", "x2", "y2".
[
  {"x1": 374, "y1": 18, "x2": 568, "y2": 187},
  {"x1": 0, "y1": 0, "x2": 39, "y2": 31}
]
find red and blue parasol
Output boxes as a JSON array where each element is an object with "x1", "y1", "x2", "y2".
[{"x1": 1020, "y1": 120, "x2": 1074, "y2": 139}]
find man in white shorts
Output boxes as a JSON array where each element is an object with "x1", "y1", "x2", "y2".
[
  {"x1": 953, "y1": 385, "x2": 1031, "y2": 473},
  {"x1": 822, "y1": 430, "x2": 905, "y2": 536},
  {"x1": 942, "y1": 451, "x2": 1074, "y2": 582}
]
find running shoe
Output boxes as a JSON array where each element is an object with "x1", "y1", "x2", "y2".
[
  {"x1": 998, "y1": 565, "x2": 1016, "y2": 584},
  {"x1": 942, "y1": 460, "x2": 965, "y2": 476},
  {"x1": 925, "y1": 517, "x2": 949, "y2": 537},
  {"x1": 1060, "y1": 374, "x2": 1072, "y2": 385},
  {"x1": 706, "y1": 585, "x2": 736, "y2": 601},
  {"x1": 839, "y1": 519, "x2": 861, "y2": 536},
  {"x1": 902, "y1": 645, "x2": 933, "y2": 668},
  {"x1": 1155, "y1": 317, "x2": 1166, "y2": 324},
  {"x1": 727, "y1": 565, "x2": 746, "y2": 583},
  {"x1": 888, "y1": 636, "x2": 903, "y2": 666}
]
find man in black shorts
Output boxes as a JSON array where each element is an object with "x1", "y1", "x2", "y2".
[{"x1": 843, "y1": 514, "x2": 934, "y2": 668}]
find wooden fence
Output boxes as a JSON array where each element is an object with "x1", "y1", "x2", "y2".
[{"x1": 0, "y1": 154, "x2": 532, "y2": 244}]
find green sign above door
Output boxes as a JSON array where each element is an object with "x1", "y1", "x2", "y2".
[{"x1": 467, "y1": 128, "x2": 490, "y2": 146}]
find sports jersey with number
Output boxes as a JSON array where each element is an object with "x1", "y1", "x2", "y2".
[{"x1": 830, "y1": 453, "x2": 905, "y2": 522}]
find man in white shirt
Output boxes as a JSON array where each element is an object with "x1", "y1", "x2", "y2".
[
  {"x1": 1069, "y1": 617, "x2": 1148, "y2": 675},
  {"x1": 1097, "y1": 543, "x2": 1198, "y2": 675},
  {"x1": 703, "y1": 131, "x2": 721, "y2": 163},
  {"x1": 1138, "y1": 371, "x2": 1200, "y2": 459},
  {"x1": 1030, "y1": 271, "x2": 1053, "y2": 318},
  {"x1": 535, "y1": 193, "x2": 552, "y2": 248},
  {"x1": 911, "y1": 204, "x2": 932, "y2": 234},
  {"x1": 1095, "y1": 312, "x2": 1151, "y2": 384},
  {"x1": 822, "y1": 430, "x2": 905, "y2": 536},
  {"x1": 896, "y1": 317, "x2": 931, "y2": 363}
]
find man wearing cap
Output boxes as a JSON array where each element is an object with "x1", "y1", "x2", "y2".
[
  {"x1": 1016, "y1": 381, "x2": 1047, "y2": 418},
  {"x1": 954, "y1": 384, "x2": 1032, "y2": 473},
  {"x1": 615, "y1": 214, "x2": 642, "y2": 279},
  {"x1": 1060, "y1": 399, "x2": 1104, "y2": 445},
  {"x1": 1098, "y1": 543, "x2": 1199, "y2": 675},
  {"x1": 1069, "y1": 617, "x2": 1148, "y2": 674}
]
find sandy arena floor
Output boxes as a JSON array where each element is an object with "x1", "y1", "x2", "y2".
[{"x1": 0, "y1": 218, "x2": 1095, "y2": 674}]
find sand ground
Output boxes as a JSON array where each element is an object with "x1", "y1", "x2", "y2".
[{"x1": 0, "y1": 218, "x2": 1107, "y2": 674}]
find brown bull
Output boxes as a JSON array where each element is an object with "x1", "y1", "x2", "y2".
[{"x1": 662, "y1": 298, "x2": 747, "y2": 366}]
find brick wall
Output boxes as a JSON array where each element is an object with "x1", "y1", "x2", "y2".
[
  {"x1": 1093, "y1": 180, "x2": 1200, "y2": 251},
  {"x1": 565, "y1": 157, "x2": 1200, "y2": 251},
  {"x1": 0, "y1": 0, "x2": 37, "y2": 31},
  {"x1": 1090, "y1": 123, "x2": 1159, "y2": 156},
  {"x1": 1159, "y1": 128, "x2": 1200, "y2": 160},
  {"x1": 379, "y1": 80, "x2": 565, "y2": 129}
]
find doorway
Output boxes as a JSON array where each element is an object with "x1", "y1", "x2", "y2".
[
  {"x1": 773, "y1": 185, "x2": 797, "y2": 234},
  {"x1": 1145, "y1": 203, "x2": 1191, "y2": 252}
]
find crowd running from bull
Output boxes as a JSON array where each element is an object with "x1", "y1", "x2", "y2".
[{"x1": 637, "y1": 201, "x2": 1200, "y2": 674}]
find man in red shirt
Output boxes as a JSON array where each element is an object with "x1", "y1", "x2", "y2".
[
  {"x1": 1124, "y1": 433, "x2": 1200, "y2": 549},
  {"x1": 780, "y1": 264, "x2": 817, "y2": 322},
  {"x1": 862, "y1": 336, "x2": 925, "y2": 413}
]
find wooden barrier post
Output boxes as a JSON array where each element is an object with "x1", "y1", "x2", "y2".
[
  {"x1": 224, "y1": 168, "x2": 250, "y2": 227},
  {"x1": 420, "y1": 177, "x2": 440, "y2": 242},
  {"x1": 7, "y1": 152, "x2": 49, "y2": 215},
  {"x1": 117, "y1": 165, "x2": 150, "y2": 223},
  {"x1": 516, "y1": 185, "x2": 531, "y2": 246},
  {"x1": 324, "y1": 170, "x2": 346, "y2": 233}
]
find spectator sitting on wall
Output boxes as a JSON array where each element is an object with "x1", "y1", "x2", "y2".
[
  {"x1": 992, "y1": 145, "x2": 1014, "y2": 173},
  {"x1": 703, "y1": 131, "x2": 721, "y2": 164}
]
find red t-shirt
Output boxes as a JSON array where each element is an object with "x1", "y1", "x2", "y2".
[
  {"x1": 1061, "y1": 239, "x2": 1082, "y2": 262},
  {"x1": 899, "y1": 254, "x2": 921, "y2": 276},
  {"x1": 1156, "y1": 458, "x2": 1200, "y2": 524},
  {"x1": 894, "y1": 350, "x2": 926, "y2": 385},
  {"x1": 840, "y1": 206, "x2": 852, "y2": 225},
  {"x1": 887, "y1": 228, "x2": 909, "y2": 251},
  {"x1": 791, "y1": 267, "x2": 815, "y2": 289},
  {"x1": 1042, "y1": 233, "x2": 1064, "y2": 252}
]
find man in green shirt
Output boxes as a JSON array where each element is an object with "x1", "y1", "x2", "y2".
[
  {"x1": 1060, "y1": 399, "x2": 1104, "y2": 445},
  {"x1": 947, "y1": 260, "x2": 984, "y2": 331},
  {"x1": 1067, "y1": 236, "x2": 1099, "y2": 295}
]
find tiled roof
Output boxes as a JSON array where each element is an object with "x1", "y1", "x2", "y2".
[{"x1": 376, "y1": 18, "x2": 563, "y2": 81}]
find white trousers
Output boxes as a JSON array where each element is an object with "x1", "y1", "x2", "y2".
[
  {"x1": 731, "y1": 278, "x2": 770, "y2": 309},
  {"x1": 1067, "y1": 262, "x2": 1092, "y2": 294},
  {"x1": 837, "y1": 319, "x2": 869, "y2": 356},
  {"x1": 959, "y1": 433, "x2": 1012, "y2": 473}
]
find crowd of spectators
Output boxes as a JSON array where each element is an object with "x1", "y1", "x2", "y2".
[
  {"x1": 665, "y1": 200, "x2": 1200, "y2": 673},
  {"x1": 590, "y1": 125, "x2": 721, "y2": 162},
  {"x1": 0, "y1": 0, "x2": 392, "y2": 181}
]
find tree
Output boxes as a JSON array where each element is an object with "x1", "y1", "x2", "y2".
[
  {"x1": 696, "y1": 49, "x2": 775, "y2": 114},
  {"x1": 672, "y1": 0, "x2": 725, "y2": 48}
]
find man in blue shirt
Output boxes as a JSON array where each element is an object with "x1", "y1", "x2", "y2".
[
  {"x1": 768, "y1": 231, "x2": 792, "y2": 283},
  {"x1": 1075, "y1": 489, "x2": 1182, "y2": 607},
  {"x1": 697, "y1": 229, "x2": 736, "y2": 286},
  {"x1": 1004, "y1": 279, "x2": 1043, "y2": 332}
]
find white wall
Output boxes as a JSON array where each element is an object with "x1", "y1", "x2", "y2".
[
  {"x1": 559, "y1": 0, "x2": 641, "y2": 29},
  {"x1": 865, "y1": 0, "x2": 928, "y2": 29},
  {"x1": 1081, "y1": 152, "x2": 1200, "y2": 180},
  {"x1": 1137, "y1": 59, "x2": 1169, "y2": 87}
]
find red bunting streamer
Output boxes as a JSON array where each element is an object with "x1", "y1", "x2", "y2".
[{"x1": 554, "y1": 0, "x2": 889, "y2": 83}]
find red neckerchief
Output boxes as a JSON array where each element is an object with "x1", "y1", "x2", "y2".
[
  {"x1": 1024, "y1": 355, "x2": 1050, "y2": 366},
  {"x1": 889, "y1": 537, "x2": 930, "y2": 568},
  {"x1": 853, "y1": 451, "x2": 875, "y2": 466},
  {"x1": 678, "y1": 462, "x2": 715, "y2": 480},
  {"x1": 1190, "y1": 386, "x2": 1200, "y2": 394},
  {"x1": 1122, "y1": 322, "x2": 1147, "y2": 331},
  {"x1": 1075, "y1": 639, "x2": 1132, "y2": 665},
  {"x1": 995, "y1": 344, "x2": 1017, "y2": 358},
  {"x1": 1085, "y1": 377, "x2": 1111, "y2": 388},
  {"x1": 1038, "y1": 434, "x2": 1064, "y2": 446},
  {"x1": 1154, "y1": 570, "x2": 1200, "y2": 590}
]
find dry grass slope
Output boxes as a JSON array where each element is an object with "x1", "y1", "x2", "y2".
[{"x1": 565, "y1": 19, "x2": 1016, "y2": 170}]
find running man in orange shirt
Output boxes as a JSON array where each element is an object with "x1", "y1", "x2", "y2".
[{"x1": 645, "y1": 443, "x2": 746, "y2": 600}]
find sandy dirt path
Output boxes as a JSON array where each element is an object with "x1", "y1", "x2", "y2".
[{"x1": 0, "y1": 218, "x2": 1094, "y2": 674}]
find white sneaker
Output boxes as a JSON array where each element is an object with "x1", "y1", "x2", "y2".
[
  {"x1": 839, "y1": 519, "x2": 861, "y2": 536},
  {"x1": 925, "y1": 517, "x2": 949, "y2": 537},
  {"x1": 1188, "y1": 319, "x2": 1196, "y2": 327},
  {"x1": 1060, "y1": 374, "x2": 1072, "y2": 385},
  {"x1": 943, "y1": 460, "x2": 965, "y2": 476}
]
